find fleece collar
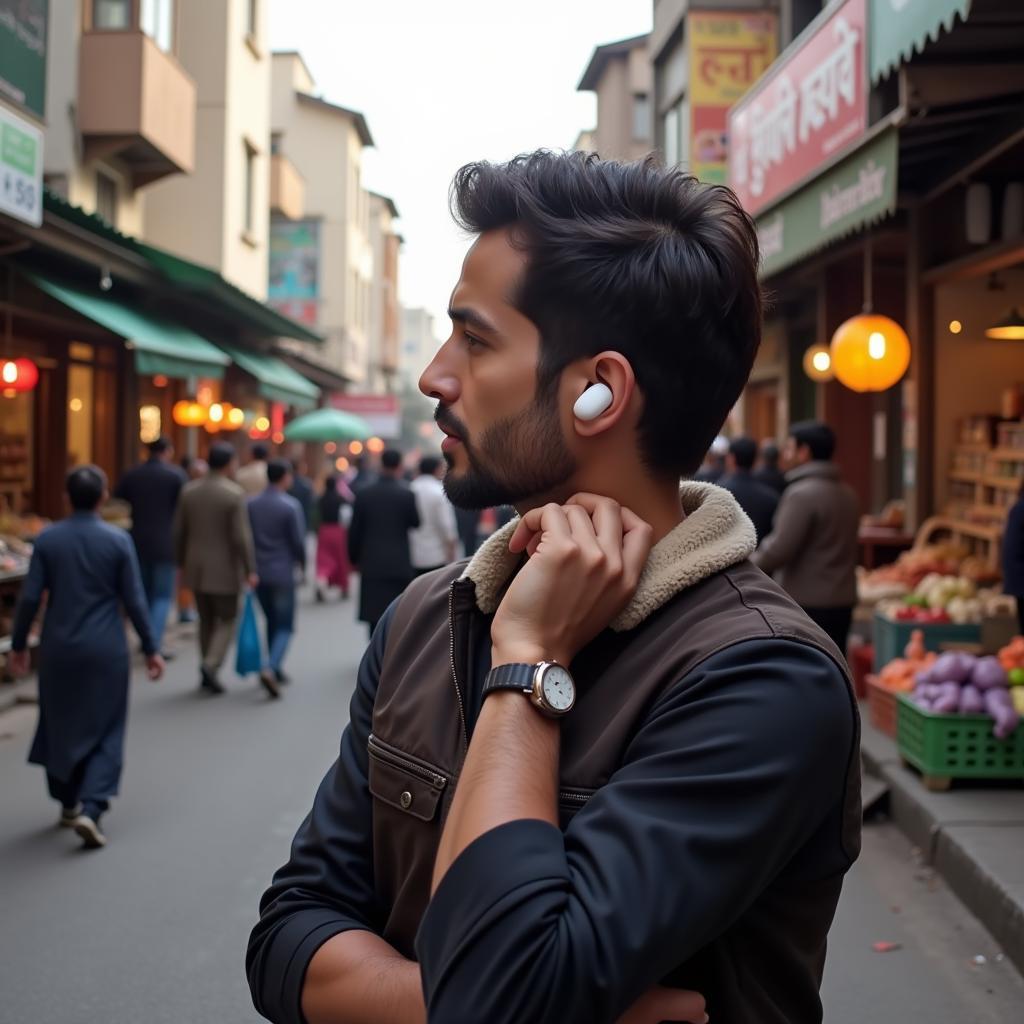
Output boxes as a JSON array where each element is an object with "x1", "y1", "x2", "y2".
[{"x1": 461, "y1": 482, "x2": 757, "y2": 632}]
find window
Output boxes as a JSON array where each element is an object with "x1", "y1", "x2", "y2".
[
  {"x1": 95, "y1": 170, "x2": 118, "y2": 227},
  {"x1": 243, "y1": 142, "x2": 257, "y2": 236},
  {"x1": 93, "y1": 0, "x2": 132, "y2": 29},
  {"x1": 632, "y1": 94, "x2": 650, "y2": 143},
  {"x1": 247, "y1": 0, "x2": 258, "y2": 38},
  {"x1": 141, "y1": 0, "x2": 175, "y2": 52},
  {"x1": 270, "y1": 132, "x2": 283, "y2": 156},
  {"x1": 662, "y1": 100, "x2": 688, "y2": 168}
]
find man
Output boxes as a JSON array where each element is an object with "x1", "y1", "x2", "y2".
[
  {"x1": 692, "y1": 434, "x2": 728, "y2": 483},
  {"x1": 348, "y1": 454, "x2": 377, "y2": 496},
  {"x1": 114, "y1": 436, "x2": 187, "y2": 656},
  {"x1": 9, "y1": 466, "x2": 164, "y2": 849},
  {"x1": 409, "y1": 455, "x2": 459, "y2": 576},
  {"x1": 288, "y1": 459, "x2": 315, "y2": 535},
  {"x1": 753, "y1": 438, "x2": 787, "y2": 494},
  {"x1": 174, "y1": 442, "x2": 258, "y2": 694},
  {"x1": 248, "y1": 153, "x2": 858, "y2": 1024},
  {"x1": 454, "y1": 504, "x2": 482, "y2": 557},
  {"x1": 249, "y1": 459, "x2": 306, "y2": 697},
  {"x1": 346, "y1": 449, "x2": 420, "y2": 635},
  {"x1": 718, "y1": 435, "x2": 779, "y2": 544},
  {"x1": 753, "y1": 421, "x2": 860, "y2": 656},
  {"x1": 237, "y1": 443, "x2": 270, "y2": 497}
]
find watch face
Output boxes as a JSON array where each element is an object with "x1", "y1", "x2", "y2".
[{"x1": 541, "y1": 665, "x2": 575, "y2": 712}]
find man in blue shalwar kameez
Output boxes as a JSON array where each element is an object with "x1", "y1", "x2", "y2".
[{"x1": 9, "y1": 466, "x2": 165, "y2": 849}]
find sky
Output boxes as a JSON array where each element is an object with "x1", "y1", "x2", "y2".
[{"x1": 269, "y1": 0, "x2": 652, "y2": 337}]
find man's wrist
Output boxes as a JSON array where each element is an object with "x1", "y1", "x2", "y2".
[{"x1": 491, "y1": 644, "x2": 569, "y2": 668}]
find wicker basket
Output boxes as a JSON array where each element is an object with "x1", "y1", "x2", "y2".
[
  {"x1": 895, "y1": 693, "x2": 1024, "y2": 790},
  {"x1": 866, "y1": 676, "x2": 899, "y2": 738}
]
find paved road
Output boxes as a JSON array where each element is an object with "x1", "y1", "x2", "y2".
[{"x1": 1, "y1": 584, "x2": 1021, "y2": 1023}]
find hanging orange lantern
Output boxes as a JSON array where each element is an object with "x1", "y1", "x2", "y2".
[
  {"x1": 1, "y1": 357, "x2": 39, "y2": 397},
  {"x1": 172, "y1": 399, "x2": 208, "y2": 427},
  {"x1": 830, "y1": 314, "x2": 911, "y2": 393},
  {"x1": 802, "y1": 344, "x2": 834, "y2": 383}
]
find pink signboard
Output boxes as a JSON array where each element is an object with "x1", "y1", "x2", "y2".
[{"x1": 728, "y1": 0, "x2": 867, "y2": 217}]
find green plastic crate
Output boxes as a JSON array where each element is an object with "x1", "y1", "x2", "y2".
[
  {"x1": 896, "y1": 693, "x2": 1024, "y2": 787},
  {"x1": 873, "y1": 612, "x2": 981, "y2": 672}
]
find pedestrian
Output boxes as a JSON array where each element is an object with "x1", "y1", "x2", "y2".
[
  {"x1": 314, "y1": 475, "x2": 353, "y2": 602},
  {"x1": 1002, "y1": 480, "x2": 1024, "y2": 635},
  {"x1": 236, "y1": 442, "x2": 270, "y2": 497},
  {"x1": 180, "y1": 454, "x2": 208, "y2": 480},
  {"x1": 9, "y1": 465, "x2": 164, "y2": 850},
  {"x1": 454, "y1": 504, "x2": 482, "y2": 557},
  {"x1": 753, "y1": 421, "x2": 860, "y2": 656},
  {"x1": 288, "y1": 458, "x2": 315, "y2": 535},
  {"x1": 174, "y1": 441, "x2": 258, "y2": 695},
  {"x1": 347, "y1": 454, "x2": 377, "y2": 496},
  {"x1": 177, "y1": 455, "x2": 207, "y2": 623},
  {"x1": 114, "y1": 435, "x2": 187, "y2": 657},
  {"x1": 718, "y1": 435, "x2": 779, "y2": 544},
  {"x1": 248, "y1": 151, "x2": 858, "y2": 1024},
  {"x1": 752, "y1": 438, "x2": 787, "y2": 494},
  {"x1": 409, "y1": 454, "x2": 458, "y2": 576},
  {"x1": 692, "y1": 433, "x2": 728, "y2": 482},
  {"x1": 247, "y1": 459, "x2": 306, "y2": 697},
  {"x1": 346, "y1": 448, "x2": 419, "y2": 636}
]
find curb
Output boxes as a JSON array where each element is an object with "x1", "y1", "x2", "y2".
[{"x1": 860, "y1": 707, "x2": 1024, "y2": 976}]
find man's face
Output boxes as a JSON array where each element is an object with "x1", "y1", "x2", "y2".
[
  {"x1": 419, "y1": 229, "x2": 577, "y2": 510},
  {"x1": 782, "y1": 437, "x2": 809, "y2": 470}
]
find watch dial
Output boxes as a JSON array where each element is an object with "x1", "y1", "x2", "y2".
[{"x1": 542, "y1": 666, "x2": 575, "y2": 711}]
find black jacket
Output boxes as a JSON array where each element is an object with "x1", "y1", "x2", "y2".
[
  {"x1": 347, "y1": 477, "x2": 419, "y2": 579},
  {"x1": 719, "y1": 470, "x2": 779, "y2": 543},
  {"x1": 1003, "y1": 496, "x2": 1024, "y2": 597},
  {"x1": 115, "y1": 458, "x2": 186, "y2": 563}
]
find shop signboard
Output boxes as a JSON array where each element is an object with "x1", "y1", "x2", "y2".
[
  {"x1": 687, "y1": 9, "x2": 777, "y2": 185},
  {"x1": 756, "y1": 125, "x2": 897, "y2": 278},
  {"x1": 269, "y1": 218, "x2": 320, "y2": 326},
  {"x1": 728, "y1": 0, "x2": 867, "y2": 218},
  {"x1": 869, "y1": 0, "x2": 972, "y2": 83},
  {"x1": 0, "y1": 104, "x2": 42, "y2": 226},
  {"x1": 332, "y1": 393, "x2": 401, "y2": 439},
  {"x1": 0, "y1": 0, "x2": 47, "y2": 118}
]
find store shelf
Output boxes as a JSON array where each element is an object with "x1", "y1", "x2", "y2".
[
  {"x1": 983, "y1": 476, "x2": 1024, "y2": 491},
  {"x1": 954, "y1": 442, "x2": 993, "y2": 453},
  {"x1": 948, "y1": 470, "x2": 983, "y2": 483},
  {"x1": 990, "y1": 448, "x2": 1024, "y2": 461},
  {"x1": 966, "y1": 504, "x2": 1009, "y2": 520}
]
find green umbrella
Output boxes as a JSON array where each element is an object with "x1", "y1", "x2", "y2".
[{"x1": 283, "y1": 407, "x2": 373, "y2": 442}]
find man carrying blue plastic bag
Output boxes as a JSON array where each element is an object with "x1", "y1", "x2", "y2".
[{"x1": 247, "y1": 458, "x2": 307, "y2": 699}]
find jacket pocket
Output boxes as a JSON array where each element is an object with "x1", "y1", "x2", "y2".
[
  {"x1": 368, "y1": 734, "x2": 448, "y2": 823},
  {"x1": 558, "y1": 786, "x2": 596, "y2": 826}
]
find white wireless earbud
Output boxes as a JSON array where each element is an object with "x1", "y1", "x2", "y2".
[{"x1": 573, "y1": 382, "x2": 613, "y2": 422}]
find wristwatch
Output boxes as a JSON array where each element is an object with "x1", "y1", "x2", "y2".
[{"x1": 482, "y1": 661, "x2": 576, "y2": 717}]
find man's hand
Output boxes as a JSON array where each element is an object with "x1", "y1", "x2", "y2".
[
  {"x1": 247, "y1": 573, "x2": 259, "y2": 590},
  {"x1": 616, "y1": 985, "x2": 707, "y2": 1024},
  {"x1": 492, "y1": 494, "x2": 653, "y2": 666},
  {"x1": 7, "y1": 648, "x2": 29, "y2": 678},
  {"x1": 145, "y1": 653, "x2": 165, "y2": 681}
]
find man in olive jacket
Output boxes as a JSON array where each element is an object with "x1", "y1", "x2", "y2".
[{"x1": 752, "y1": 420, "x2": 860, "y2": 655}]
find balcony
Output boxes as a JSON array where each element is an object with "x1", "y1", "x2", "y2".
[
  {"x1": 270, "y1": 153, "x2": 305, "y2": 220},
  {"x1": 78, "y1": 30, "x2": 196, "y2": 188}
]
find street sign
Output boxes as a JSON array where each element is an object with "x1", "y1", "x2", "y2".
[{"x1": 0, "y1": 104, "x2": 42, "y2": 227}]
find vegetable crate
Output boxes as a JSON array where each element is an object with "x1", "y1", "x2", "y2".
[
  {"x1": 895, "y1": 693, "x2": 1024, "y2": 791},
  {"x1": 865, "y1": 676, "x2": 898, "y2": 738},
  {"x1": 873, "y1": 613, "x2": 981, "y2": 672}
]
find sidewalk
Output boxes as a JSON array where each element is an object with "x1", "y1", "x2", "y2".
[{"x1": 860, "y1": 703, "x2": 1024, "y2": 975}]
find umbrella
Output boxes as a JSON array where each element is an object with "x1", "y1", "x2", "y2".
[{"x1": 283, "y1": 407, "x2": 372, "y2": 442}]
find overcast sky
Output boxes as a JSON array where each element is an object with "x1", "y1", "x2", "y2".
[{"x1": 269, "y1": 0, "x2": 652, "y2": 336}]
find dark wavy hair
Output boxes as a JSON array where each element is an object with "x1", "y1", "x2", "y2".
[{"x1": 450, "y1": 150, "x2": 762, "y2": 477}]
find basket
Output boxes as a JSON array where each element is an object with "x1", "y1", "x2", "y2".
[
  {"x1": 865, "y1": 675, "x2": 898, "y2": 737},
  {"x1": 872, "y1": 612, "x2": 981, "y2": 671},
  {"x1": 895, "y1": 693, "x2": 1024, "y2": 790}
]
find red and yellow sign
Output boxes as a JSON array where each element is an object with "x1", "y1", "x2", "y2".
[{"x1": 688, "y1": 10, "x2": 777, "y2": 185}]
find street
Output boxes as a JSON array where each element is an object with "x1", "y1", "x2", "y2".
[{"x1": 0, "y1": 586, "x2": 1021, "y2": 1024}]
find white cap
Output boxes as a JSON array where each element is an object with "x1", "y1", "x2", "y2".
[{"x1": 710, "y1": 435, "x2": 730, "y2": 457}]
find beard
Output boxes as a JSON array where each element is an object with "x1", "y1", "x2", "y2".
[{"x1": 438, "y1": 390, "x2": 578, "y2": 510}]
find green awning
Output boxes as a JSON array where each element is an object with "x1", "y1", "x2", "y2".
[
  {"x1": 756, "y1": 127, "x2": 898, "y2": 279},
  {"x1": 870, "y1": 0, "x2": 972, "y2": 83},
  {"x1": 215, "y1": 343, "x2": 320, "y2": 409},
  {"x1": 25, "y1": 273, "x2": 230, "y2": 380}
]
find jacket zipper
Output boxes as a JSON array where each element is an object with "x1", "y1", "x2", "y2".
[
  {"x1": 559, "y1": 788, "x2": 595, "y2": 806},
  {"x1": 448, "y1": 582, "x2": 469, "y2": 751},
  {"x1": 367, "y1": 734, "x2": 448, "y2": 790}
]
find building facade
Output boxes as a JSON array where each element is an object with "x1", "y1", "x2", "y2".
[{"x1": 368, "y1": 192, "x2": 402, "y2": 394}]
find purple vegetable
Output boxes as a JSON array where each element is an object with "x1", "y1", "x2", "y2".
[
  {"x1": 971, "y1": 656, "x2": 1009, "y2": 691},
  {"x1": 932, "y1": 651, "x2": 975, "y2": 684},
  {"x1": 959, "y1": 684, "x2": 984, "y2": 715},
  {"x1": 933, "y1": 681, "x2": 961, "y2": 714},
  {"x1": 912, "y1": 693, "x2": 935, "y2": 710},
  {"x1": 983, "y1": 687, "x2": 1020, "y2": 739},
  {"x1": 916, "y1": 665, "x2": 939, "y2": 687}
]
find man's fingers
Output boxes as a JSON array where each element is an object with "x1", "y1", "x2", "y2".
[
  {"x1": 509, "y1": 503, "x2": 572, "y2": 554},
  {"x1": 649, "y1": 986, "x2": 707, "y2": 1023},
  {"x1": 563, "y1": 504, "x2": 603, "y2": 563}
]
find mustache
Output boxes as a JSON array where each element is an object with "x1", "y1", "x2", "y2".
[{"x1": 434, "y1": 406, "x2": 469, "y2": 441}]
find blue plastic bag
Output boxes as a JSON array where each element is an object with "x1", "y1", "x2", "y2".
[{"x1": 235, "y1": 591, "x2": 263, "y2": 676}]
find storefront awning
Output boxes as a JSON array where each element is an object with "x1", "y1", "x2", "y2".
[
  {"x1": 870, "y1": 0, "x2": 972, "y2": 84},
  {"x1": 25, "y1": 273, "x2": 230, "y2": 380},
  {"x1": 214, "y1": 343, "x2": 320, "y2": 409},
  {"x1": 756, "y1": 127, "x2": 898, "y2": 279}
]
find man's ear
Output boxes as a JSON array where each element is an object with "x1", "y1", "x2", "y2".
[{"x1": 566, "y1": 352, "x2": 637, "y2": 438}]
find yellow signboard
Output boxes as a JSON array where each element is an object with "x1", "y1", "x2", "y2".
[{"x1": 688, "y1": 10, "x2": 777, "y2": 184}]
